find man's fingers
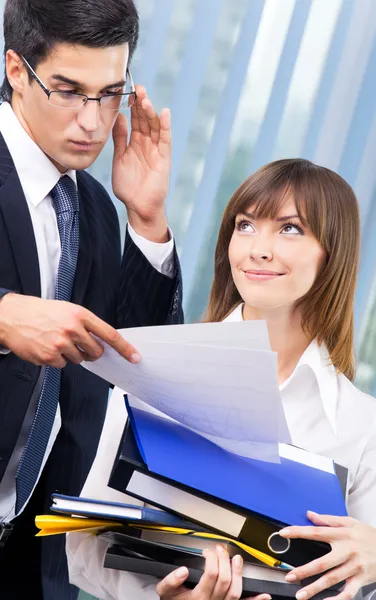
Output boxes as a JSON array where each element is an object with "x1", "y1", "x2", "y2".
[
  {"x1": 158, "y1": 108, "x2": 172, "y2": 159},
  {"x1": 113, "y1": 113, "x2": 129, "y2": 162},
  {"x1": 130, "y1": 102, "x2": 141, "y2": 134},
  {"x1": 133, "y1": 85, "x2": 151, "y2": 137},
  {"x1": 48, "y1": 355, "x2": 67, "y2": 369},
  {"x1": 293, "y1": 563, "x2": 359, "y2": 600},
  {"x1": 155, "y1": 566, "x2": 189, "y2": 597},
  {"x1": 85, "y1": 315, "x2": 140, "y2": 363},
  {"x1": 72, "y1": 329, "x2": 104, "y2": 362},
  {"x1": 62, "y1": 344, "x2": 87, "y2": 365},
  {"x1": 140, "y1": 97, "x2": 160, "y2": 144}
]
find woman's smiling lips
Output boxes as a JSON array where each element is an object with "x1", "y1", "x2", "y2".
[{"x1": 244, "y1": 269, "x2": 285, "y2": 281}]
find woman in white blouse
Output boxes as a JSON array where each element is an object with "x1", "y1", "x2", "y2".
[{"x1": 67, "y1": 158, "x2": 376, "y2": 600}]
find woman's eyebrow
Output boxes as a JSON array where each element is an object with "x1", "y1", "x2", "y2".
[
  {"x1": 276, "y1": 214, "x2": 300, "y2": 222},
  {"x1": 240, "y1": 211, "x2": 301, "y2": 222}
]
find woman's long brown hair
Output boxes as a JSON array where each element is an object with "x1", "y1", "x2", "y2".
[{"x1": 205, "y1": 159, "x2": 360, "y2": 380}]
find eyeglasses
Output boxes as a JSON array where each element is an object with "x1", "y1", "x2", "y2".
[{"x1": 20, "y1": 55, "x2": 137, "y2": 111}]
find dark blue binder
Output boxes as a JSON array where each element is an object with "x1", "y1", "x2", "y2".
[
  {"x1": 127, "y1": 402, "x2": 346, "y2": 528},
  {"x1": 109, "y1": 398, "x2": 347, "y2": 568},
  {"x1": 50, "y1": 493, "x2": 201, "y2": 529}
]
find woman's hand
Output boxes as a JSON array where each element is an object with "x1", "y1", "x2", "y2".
[
  {"x1": 279, "y1": 511, "x2": 376, "y2": 600},
  {"x1": 156, "y1": 545, "x2": 272, "y2": 600}
]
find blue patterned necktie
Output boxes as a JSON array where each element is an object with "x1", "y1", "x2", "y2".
[{"x1": 15, "y1": 176, "x2": 80, "y2": 513}]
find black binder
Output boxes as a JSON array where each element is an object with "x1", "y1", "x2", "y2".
[
  {"x1": 103, "y1": 544, "x2": 341, "y2": 600},
  {"x1": 108, "y1": 421, "x2": 348, "y2": 569}
]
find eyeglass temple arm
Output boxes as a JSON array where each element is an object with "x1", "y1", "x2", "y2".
[
  {"x1": 127, "y1": 68, "x2": 136, "y2": 94},
  {"x1": 20, "y1": 55, "x2": 50, "y2": 95}
]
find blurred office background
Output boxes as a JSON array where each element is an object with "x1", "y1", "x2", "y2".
[
  {"x1": 92, "y1": 0, "x2": 376, "y2": 399},
  {"x1": 1, "y1": 0, "x2": 376, "y2": 597},
  {"x1": 2, "y1": 0, "x2": 376, "y2": 386}
]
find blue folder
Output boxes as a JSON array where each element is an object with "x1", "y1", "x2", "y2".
[
  {"x1": 126, "y1": 400, "x2": 347, "y2": 528},
  {"x1": 50, "y1": 493, "x2": 201, "y2": 529}
]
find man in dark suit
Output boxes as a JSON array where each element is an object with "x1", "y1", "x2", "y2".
[{"x1": 0, "y1": 0, "x2": 183, "y2": 598}]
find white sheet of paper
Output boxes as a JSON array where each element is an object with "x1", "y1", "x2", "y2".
[
  {"x1": 112, "y1": 320, "x2": 271, "y2": 351},
  {"x1": 115, "y1": 320, "x2": 290, "y2": 445},
  {"x1": 83, "y1": 322, "x2": 292, "y2": 461}
]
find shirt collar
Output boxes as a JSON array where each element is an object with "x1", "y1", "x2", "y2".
[
  {"x1": 223, "y1": 303, "x2": 339, "y2": 435},
  {"x1": 0, "y1": 102, "x2": 76, "y2": 207}
]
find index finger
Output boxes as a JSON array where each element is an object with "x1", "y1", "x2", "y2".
[
  {"x1": 279, "y1": 526, "x2": 347, "y2": 543},
  {"x1": 195, "y1": 549, "x2": 219, "y2": 597},
  {"x1": 85, "y1": 313, "x2": 140, "y2": 363}
]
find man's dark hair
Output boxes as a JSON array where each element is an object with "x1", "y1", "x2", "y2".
[{"x1": 1, "y1": 0, "x2": 139, "y2": 101}]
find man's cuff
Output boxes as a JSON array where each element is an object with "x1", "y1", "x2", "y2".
[
  {"x1": 0, "y1": 289, "x2": 13, "y2": 354},
  {"x1": 127, "y1": 223, "x2": 175, "y2": 278}
]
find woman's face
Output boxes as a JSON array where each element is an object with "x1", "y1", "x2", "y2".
[{"x1": 228, "y1": 197, "x2": 326, "y2": 311}]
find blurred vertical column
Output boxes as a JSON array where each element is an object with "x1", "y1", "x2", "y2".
[
  {"x1": 247, "y1": 0, "x2": 312, "y2": 172},
  {"x1": 179, "y1": 0, "x2": 265, "y2": 316},
  {"x1": 166, "y1": 0, "x2": 223, "y2": 212}
]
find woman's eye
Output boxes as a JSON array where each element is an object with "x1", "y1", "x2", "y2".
[
  {"x1": 281, "y1": 223, "x2": 304, "y2": 235},
  {"x1": 236, "y1": 219, "x2": 254, "y2": 232}
]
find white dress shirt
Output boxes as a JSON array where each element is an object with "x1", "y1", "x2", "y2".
[
  {"x1": 0, "y1": 101, "x2": 174, "y2": 523},
  {"x1": 66, "y1": 303, "x2": 376, "y2": 600}
]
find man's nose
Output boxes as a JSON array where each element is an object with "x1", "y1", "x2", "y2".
[{"x1": 77, "y1": 100, "x2": 102, "y2": 132}]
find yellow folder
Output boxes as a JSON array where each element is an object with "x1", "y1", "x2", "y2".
[
  {"x1": 128, "y1": 524, "x2": 291, "y2": 569},
  {"x1": 35, "y1": 514, "x2": 123, "y2": 537},
  {"x1": 35, "y1": 517, "x2": 292, "y2": 570}
]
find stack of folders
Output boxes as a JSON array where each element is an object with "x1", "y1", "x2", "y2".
[
  {"x1": 98, "y1": 400, "x2": 347, "y2": 598},
  {"x1": 73, "y1": 320, "x2": 350, "y2": 598},
  {"x1": 37, "y1": 489, "x2": 342, "y2": 600}
]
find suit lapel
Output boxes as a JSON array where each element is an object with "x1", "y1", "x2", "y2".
[
  {"x1": 0, "y1": 135, "x2": 41, "y2": 297},
  {"x1": 72, "y1": 171, "x2": 92, "y2": 306}
]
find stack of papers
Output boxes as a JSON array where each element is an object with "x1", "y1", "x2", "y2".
[{"x1": 83, "y1": 319, "x2": 291, "y2": 462}]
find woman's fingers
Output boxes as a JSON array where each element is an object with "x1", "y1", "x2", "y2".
[
  {"x1": 243, "y1": 596, "x2": 272, "y2": 600},
  {"x1": 211, "y1": 545, "x2": 232, "y2": 599},
  {"x1": 225, "y1": 554, "x2": 243, "y2": 600},
  {"x1": 306, "y1": 512, "x2": 356, "y2": 528},
  {"x1": 328, "y1": 575, "x2": 362, "y2": 600},
  {"x1": 194, "y1": 548, "x2": 219, "y2": 597},
  {"x1": 279, "y1": 525, "x2": 347, "y2": 543},
  {"x1": 285, "y1": 548, "x2": 349, "y2": 583},
  {"x1": 155, "y1": 566, "x2": 189, "y2": 597},
  {"x1": 292, "y1": 562, "x2": 359, "y2": 600}
]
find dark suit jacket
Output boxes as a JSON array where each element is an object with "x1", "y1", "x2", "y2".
[{"x1": 0, "y1": 133, "x2": 183, "y2": 599}]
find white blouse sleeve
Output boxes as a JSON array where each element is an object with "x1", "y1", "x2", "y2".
[
  {"x1": 66, "y1": 387, "x2": 159, "y2": 600},
  {"x1": 347, "y1": 413, "x2": 376, "y2": 528}
]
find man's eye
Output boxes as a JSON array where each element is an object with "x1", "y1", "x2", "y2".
[{"x1": 104, "y1": 90, "x2": 123, "y2": 96}]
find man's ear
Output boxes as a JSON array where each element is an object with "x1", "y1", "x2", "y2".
[{"x1": 6, "y1": 49, "x2": 28, "y2": 96}]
